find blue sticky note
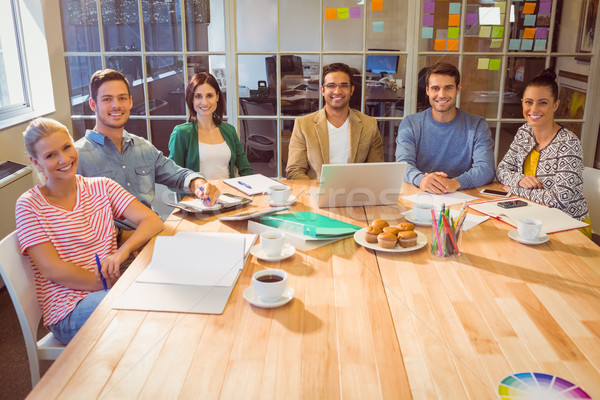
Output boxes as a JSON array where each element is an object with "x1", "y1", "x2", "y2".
[
  {"x1": 521, "y1": 38, "x2": 533, "y2": 51},
  {"x1": 523, "y1": 14, "x2": 536, "y2": 26},
  {"x1": 422, "y1": 27, "x2": 434, "y2": 39},
  {"x1": 509, "y1": 38, "x2": 521, "y2": 50},
  {"x1": 449, "y1": 2, "x2": 461, "y2": 14},
  {"x1": 534, "y1": 39, "x2": 547, "y2": 51},
  {"x1": 373, "y1": 21, "x2": 384, "y2": 33}
]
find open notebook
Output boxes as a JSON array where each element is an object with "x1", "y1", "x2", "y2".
[
  {"x1": 468, "y1": 198, "x2": 588, "y2": 234},
  {"x1": 113, "y1": 232, "x2": 257, "y2": 314}
]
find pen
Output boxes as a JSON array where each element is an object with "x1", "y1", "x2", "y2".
[
  {"x1": 198, "y1": 186, "x2": 211, "y2": 204},
  {"x1": 238, "y1": 181, "x2": 252, "y2": 189},
  {"x1": 95, "y1": 253, "x2": 108, "y2": 292}
]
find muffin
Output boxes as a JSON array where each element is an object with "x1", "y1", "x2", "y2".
[
  {"x1": 397, "y1": 222, "x2": 415, "y2": 232},
  {"x1": 377, "y1": 232, "x2": 398, "y2": 249},
  {"x1": 364, "y1": 225, "x2": 382, "y2": 243},
  {"x1": 383, "y1": 226, "x2": 401, "y2": 236},
  {"x1": 371, "y1": 219, "x2": 389, "y2": 229},
  {"x1": 398, "y1": 231, "x2": 418, "y2": 248}
]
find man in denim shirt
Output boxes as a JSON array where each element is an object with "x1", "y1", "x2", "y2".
[{"x1": 76, "y1": 69, "x2": 220, "y2": 215}]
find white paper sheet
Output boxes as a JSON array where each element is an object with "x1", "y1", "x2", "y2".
[
  {"x1": 403, "y1": 192, "x2": 478, "y2": 208},
  {"x1": 136, "y1": 234, "x2": 248, "y2": 287},
  {"x1": 224, "y1": 174, "x2": 283, "y2": 196}
]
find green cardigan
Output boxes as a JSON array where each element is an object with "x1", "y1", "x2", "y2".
[{"x1": 168, "y1": 121, "x2": 253, "y2": 178}]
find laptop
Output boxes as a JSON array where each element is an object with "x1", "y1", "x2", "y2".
[{"x1": 316, "y1": 162, "x2": 406, "y2": 208}]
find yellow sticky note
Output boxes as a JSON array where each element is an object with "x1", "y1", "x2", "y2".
[
  {"x1": 448, "y1": 14, "x2": 460, "y2": 26},
  {"x1": 490, "y1": 38, "x2": 503, "y2": 48},
  {"x1": 447, "y1": 39, "x2": 459, "y2": 50},
  {"x1": 325, "y1": 8, "x2": 337, "y2": 20},
  {"x1": 478, "y1": 58, "x2": 490, "y2": 69},
  {"x1": 479, "y1": 26, "x2": 492, "y2": 38},
  {"x1": 434, "y1": 39, "x2": 446, "y2": 50},
  {"x1": 338, "y1": 8, "x2": 349, "y2": 19},
  {"x1": 372, "y1": 0, "x2": 383, "y2": 11},
  {"x1": 523, "y1": 2, "x2": 536, "y2": 14},
  {"x1": 523, "y1": 27, "x2": 536, "y2": 39},
  {"x1": 496, "y1": 1, "x2": 506, "y2": 14}
]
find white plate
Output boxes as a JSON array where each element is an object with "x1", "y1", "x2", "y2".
[
  {"x1": 250, "y1": 242, "x2": 296, "y2": 261},
  {"x1": 354, "y1": 228, "x2": 427, "y2": 252},
  {"x1": 508, "y1": 229, "x2": 550, "y2": 245},
  {"x1": 403, "y1": 211, "x2": 433, "y2": 227},
  {"x1": 268, "y1": 194, "x2": 297, "y2": 207},
  {"x1": 243, "y1": 286, "x2": 294, "y2": 308}
]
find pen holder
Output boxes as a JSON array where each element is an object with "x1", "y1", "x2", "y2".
[{"x1": 430, "y1": 210, "x2": 462, "y2": 257}]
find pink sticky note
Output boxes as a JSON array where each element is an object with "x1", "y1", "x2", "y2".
[
  {"x1": 423, "y1": 14, "x2": 434, "y2": 26},
  {"x1": 535, "y1": 27, "x2": 549, "y2": 39},
  {"x1": 424, "y1": 2, "x2": 435, "y2": 13},
  {"x1": 466, "y1": 13, "x2": 478, "y2": 26},
  {"x1": 350, "y1": 7, "x2": 361, "y2": 18},
  {"x1": 539, "y1": 2, "x2": 551, "y2": 14}
]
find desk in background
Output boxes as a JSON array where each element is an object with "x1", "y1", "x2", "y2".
[{"x1": 28, "y1": 182, "x2": 600, "y2": 399}]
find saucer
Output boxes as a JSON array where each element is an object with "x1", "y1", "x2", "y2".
[
  {"x1": 403, "y1": 211, "x2": 433, "y2": 227},
  {"x1": 508, "y1": 229, "x2": 549, "y2": 245},
  {"x1": 250, "y1": 242, "x2": 296, "y2": 261},
  {"x1": 268, "y1": 195, "x2": 297, "y2": 207},
  {"x1": 243, "y1": 286, "x2": 294, "y2": 308}
]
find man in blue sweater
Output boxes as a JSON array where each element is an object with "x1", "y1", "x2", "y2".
[{"x1": 395, "y1": 63, "x2": 495, "y2": 194}]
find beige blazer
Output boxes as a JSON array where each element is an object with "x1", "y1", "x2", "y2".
[{"x1": 285, "y1": 108, "x2": 384, "y2": 180}]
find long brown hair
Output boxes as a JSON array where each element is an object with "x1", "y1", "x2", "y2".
[{"x1": 185, "y1": 73, "x2": 224, "y2": 125}]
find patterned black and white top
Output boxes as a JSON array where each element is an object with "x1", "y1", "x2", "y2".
[{"x1": 496, "y1": 123, "x2": 589, "y2": 221}]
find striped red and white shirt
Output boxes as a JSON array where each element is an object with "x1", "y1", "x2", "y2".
[{"x1": 15, "y1": 175, "x2": 135, "y2": 326}]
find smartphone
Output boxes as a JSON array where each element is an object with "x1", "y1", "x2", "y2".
[
  {"x1": 497, "y1": 200, "x2": 528, "y2": 209},
  {"x1": 480, "y1": 188, "x2": 510, "y2": 197}
]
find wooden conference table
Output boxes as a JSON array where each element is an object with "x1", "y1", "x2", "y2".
[{"x1": 29, "y1": 181, "x2": 600, "y2": 399}]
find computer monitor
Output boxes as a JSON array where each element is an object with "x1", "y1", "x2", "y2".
[{"x1": 366, "y1": 55, "x2": 399, "y2": 75}]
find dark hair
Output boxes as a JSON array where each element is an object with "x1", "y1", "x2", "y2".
[
  {"x1": 89, "y1": 69, "x2": 130, "y2": 102},
  {"x1": 185, "y1": 73, "x2": 224, "y2": 125},
  {"x1": 322, "y1": 63, "x2": 354, "y2": 86},
  {"x1": 425, "y1": 62, "x2": 460, "y2": 87},
  {"x1": 525, "y1": 68, "x2": 558, "y2": 101}
]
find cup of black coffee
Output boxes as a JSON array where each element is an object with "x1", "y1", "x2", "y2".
[{"x1": 252, "y1": 269, "x2": 287, "y2": 301}]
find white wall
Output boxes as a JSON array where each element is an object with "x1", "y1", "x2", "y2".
[{"x1": 0, "y1": 0, "x2": 72, "y2": 168}]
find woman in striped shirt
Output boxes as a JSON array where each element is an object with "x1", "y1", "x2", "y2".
[{"x1": 15, "y1": 118, "x2": 164, "y2": 344}]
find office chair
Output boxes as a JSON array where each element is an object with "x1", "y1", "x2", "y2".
[
  {"x1": 0, "y1": 231, "x2": 65, "y2": 388},
  {"x1": 239, "y1": 99, "x2": 277, "y2": 162},
  {"x1": 583, "y1": 167, "x2": 600, "y2": 245},
  {"x1": 265, "y1": 55, "x2": 304, "y2": 90}
]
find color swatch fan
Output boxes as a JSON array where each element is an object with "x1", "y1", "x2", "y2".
[{"x1": 498, "y1": 372, "x2": 591, "y2": 399}]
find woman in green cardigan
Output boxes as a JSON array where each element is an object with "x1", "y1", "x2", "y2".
[{"x1": 169, "y1": 73, "x2": 253, "y2": 179}]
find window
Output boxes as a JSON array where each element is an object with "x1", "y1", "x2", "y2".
[{"x1": 0, "y1": 0, "x2": 55, "y2": 130}]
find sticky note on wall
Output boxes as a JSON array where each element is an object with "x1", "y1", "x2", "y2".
[
  {"x1": 326, "y1": 8, "x2": 337, "y2": 20},
  {"x1": 338, "y1": 8, "x2": 349, "y2": 19},
  {"x1": 434, "y1": 39, "x2": 446, "y2": 50},
  {"x1": 447, "y1": 39, "x2": 459, "y2": 50},
  {"x1": 350, "y1": 7, "x2": 361, "y2": 18},
  {"x1": 372, "y1": 0, "x2": 383, "y2": 11},
  {"x1": 422, "y1": 27, "x2": 434, "y2": 39},
  {"x1": 478, "y1": 58, "x2": 490, "y2": 69},
  {"x1": 424, "y1": 1, "x2": 435, "y2": 13},
  {"x1": 523, "y1": 2, "x2": 536, "y2": 14},
  {"x1": 448, "y1": 14, "x2": 460, "y2": 26},
  {"x1": 489, "y1": 59, "x2": 501, "y2": 70},
  {"x1": 373, "y1": 21, "x2": 384, "y2": 32},
  {"x1": 523, "y1": 27, "x2": 536, "y2": 39},
  {"x1": 448, "y1": 27, "x2": 459, "y2": 39}
]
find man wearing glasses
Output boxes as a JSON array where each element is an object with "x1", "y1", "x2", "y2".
[{"x1": 286, "y1": 63, "x2": 384, "y2": 180}]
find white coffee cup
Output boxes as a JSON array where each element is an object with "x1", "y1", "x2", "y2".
[
  {"x1": 264, "y1": 184, "x2": 291, "y2": 204},
  {"x1": 253, "y1": 269, "x2": 287, "y2": 301},
  {"x1": 517, "y1": 218, "x2": 542, "y2": 240},
  {"x1": 260, "y1": 230, "x2": 285, "y2": 257},
  {"x1": 413, "y1": 203, "x2": 434, "y2": 222}
]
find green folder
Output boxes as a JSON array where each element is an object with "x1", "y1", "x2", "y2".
[{"x1": 259, "y1": 212, "x2": 361, "y2": 238}]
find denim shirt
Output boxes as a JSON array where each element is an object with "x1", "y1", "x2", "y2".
[{"x1": 75, "y1": 130, "x2": 205, "y2": 208}]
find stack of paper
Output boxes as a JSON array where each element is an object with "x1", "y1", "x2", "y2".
[{"x1": 113, "y1": 232, "x2": 257, "y2": 314}]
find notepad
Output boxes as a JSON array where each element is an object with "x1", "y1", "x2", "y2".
[
  {"x1": 224, "y1": 174, "x2": 283, "y2": 196},
  {"x1": 259, "y1": 211, "x2": 361, "y2": 238},
  {"x1": 136, "y1": 234, "x2": 248, "y2": 287},
  {"x1": 468, "y1": 198, "x2": 588, "y2": 234},
  {"x1": 169, "y1": 193, "x2": 251, "y2": 213}
]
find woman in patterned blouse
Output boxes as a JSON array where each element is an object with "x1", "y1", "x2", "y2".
[{"x1": 496, "y1": 69, "x2": 590, "y2": 237}]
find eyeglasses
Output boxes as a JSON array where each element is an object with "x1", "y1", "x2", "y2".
[{"x1": 322, "y1": 83, "x2": 352, "y2": 90}]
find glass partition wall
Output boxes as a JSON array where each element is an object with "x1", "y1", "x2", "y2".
[{"x1": 61, "y1": 0, "x2": 599, "y2": 178}]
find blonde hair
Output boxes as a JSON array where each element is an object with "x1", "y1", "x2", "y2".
[{"x1": 23, "y1": 117, "x2": 71, "y2": 159}]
